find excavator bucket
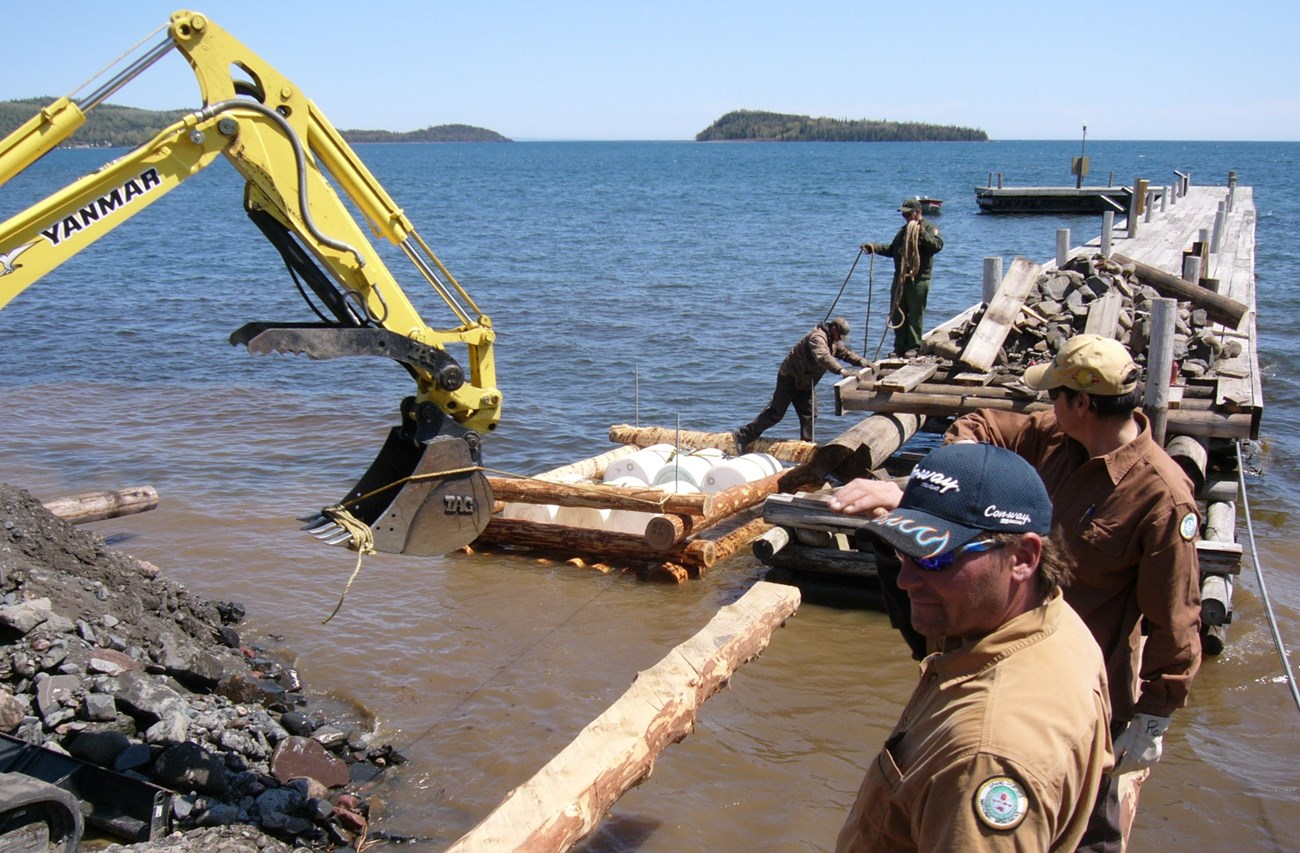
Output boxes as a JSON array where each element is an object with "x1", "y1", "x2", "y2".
[{"x1": 306, "y1": 428, "x2": 493, "y2": 556}]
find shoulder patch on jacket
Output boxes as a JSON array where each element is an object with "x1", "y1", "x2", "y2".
[
  {"x1": 1179, "y1": 512, "x2": 1198, "y2": 541},
  {"x1": 974, "y1": 776, "x2": 1029, "y2": 830}
]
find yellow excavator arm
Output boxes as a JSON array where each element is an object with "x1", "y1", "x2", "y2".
[{"x1": 0, "y1": 10, "x2": 499, "y2": 555}]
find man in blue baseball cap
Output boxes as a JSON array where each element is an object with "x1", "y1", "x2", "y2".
[{"x1": 836, "y1": 443, "x2": 1112, "y2": 852}]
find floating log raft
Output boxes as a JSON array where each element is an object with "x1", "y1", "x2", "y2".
[
  {"x1": 471, "y1": 430, "x2": 809, "y2": 580},
  {"x1": 444, "y1": 581, "x2": 801, "y2": 853}
]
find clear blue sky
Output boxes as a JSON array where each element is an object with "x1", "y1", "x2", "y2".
[{"x1": 3, "y1": 1, "x2": 1296, "y2": 141}]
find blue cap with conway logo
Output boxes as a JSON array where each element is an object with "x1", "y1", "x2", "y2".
[{"x1": 865, "y1": 443, "x2": 1053, "y2": 560}]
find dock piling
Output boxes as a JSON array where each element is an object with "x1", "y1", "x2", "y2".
[
  {"x1": 1144, "y1": 297, "x2": 1178, "y2": 446},
  {"x1": 1056, "y1": 229, "x2": 1070, "y2": 268},
  {"x1": 1101, "y1": 211, "x2": 1114, "y2": 257},
  {"x1": 982, "y1": 256, "x2": 1002, "y2": 305}
]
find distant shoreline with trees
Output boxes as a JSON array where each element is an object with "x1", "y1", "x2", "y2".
[
  {"x1": 0, "y1": 98, "x2": 510, "y2": 147},
  {"x1": 1, "y1": 99, "x2": 987, "y2": 146},
  {"x1": 696, "y1": 110, "x2": 987, "y2": 142}
]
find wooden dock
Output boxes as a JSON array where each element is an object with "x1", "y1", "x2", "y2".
[{"x1": 761, "y1": 173, "x2": 1256, "y2": 652}]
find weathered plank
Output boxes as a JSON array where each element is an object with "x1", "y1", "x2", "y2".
[
  {"x1": 1083, "y1": 289, "x2": 1124, "y2": 338},
  {"x1": 875, "y1": 362, "x2": 938, "y2": 392},
  {"x1": 443, "y1": 581, "x2": 801, "y2": 853},
  {"x1": 959, "y1": 257, "x2": 1043, "y2": 371}
]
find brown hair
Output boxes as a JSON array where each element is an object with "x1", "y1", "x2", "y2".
[{"x1": 987, "y1": 531, "x2": 1071, "y2": 596}]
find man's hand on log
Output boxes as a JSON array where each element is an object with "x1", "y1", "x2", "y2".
[{"x1": 827, "y1": 478, "x2": 903, "y2": 518}]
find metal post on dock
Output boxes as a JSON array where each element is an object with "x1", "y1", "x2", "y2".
[
  {"x1": 1227, "y1": 170, "x2": 1237, "y2": 211},
  {"x1": 1101, "y1": 211, "x2": 1114, "y2": 258},
  {"x1": 1056, "y1": 229, "x2": 1070, "y2": 268},
  {"x1": 1144, "y1": 297, "x2": 1177, "y2": 447},
  {"x1": 1160, "y1": 185, "x2": 1168, "y2": 212},
  {"x1": 1212, "y1": 202, "x2": 1226, "y2": 253},
  {"x1": 982, "y1": 256, "x2": 1003, "y2": 305},
  {"x1": 1182, "y1": 253, "x2": 1202, "y2": 283},
  {"x1": 1199, "y1": 227, "x2": 1210, "y2": 255},
  {"x1": 1144, "y1": 190, "x2": 1154, "y2": 223},
  {"x1": 997, "y1": 172, "x2": 1004, "y2": 189}
]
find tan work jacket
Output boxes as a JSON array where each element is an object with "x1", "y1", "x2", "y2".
[{"x1": 836, "y1": 591, "x2": 1112, "y2": 852}]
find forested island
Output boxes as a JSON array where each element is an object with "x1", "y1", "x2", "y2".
[
  {"x1": 696, "y1": 110, "x2": 987, "y2": 142},
  {"x1": 0, "y1": 97, "x2": 509, "y2": 147}
]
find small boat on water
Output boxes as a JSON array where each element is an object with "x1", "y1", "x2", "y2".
[{"x1": 918, "y1": 197, "x2": 942, "y2": 215}]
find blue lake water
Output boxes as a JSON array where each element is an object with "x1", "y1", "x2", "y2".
[{"x1": 2, "y1": 139, "x2": 1297, "y2": 850}]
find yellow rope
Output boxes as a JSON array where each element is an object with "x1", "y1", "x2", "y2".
[{"x1": 320, "y1": 503, "x2": 376, "y2": 624}]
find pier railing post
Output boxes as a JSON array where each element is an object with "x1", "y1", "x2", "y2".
[
  {"x1": 1144, "y1": 297, "x2": 1177, "y2": 447},
  {"x1": 1144, "y1": 190, "x2": 1154, "y2": 223},
  {"x1": 1056, "y1": 229, "x2": 1070, "y2": 268},
  {"x1": 1101, "y1": 211, "x2": 1114, "y2": 258},
  {"x1": 1182, "y1": 253, "x2": 1202, "y2": 283},
  {"x1": 1127, "y1": 178, "x2": 1141, "y2": 238},
  {"x1": 1212, "y1": 202, "x2": 1226, "y2": 253},
  {"x1": 1227, "y1": 170, "x2": 1237, "y2": 212},
  {"x1": 982, "y1": 256, "x2": 1002, "y2": 305},
  {"x1": 1160, "y1": 185, "x2": 1169, "y2": 212}
]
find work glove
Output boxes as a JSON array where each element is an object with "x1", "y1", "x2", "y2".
[
  {"x1": 860, "y1": 242, "x2": 877, "y2": 254},
  {"x1": 1110, "y1": 713, "x2": 1171, "y2": 775}
]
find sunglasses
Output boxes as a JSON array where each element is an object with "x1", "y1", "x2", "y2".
[{"x1": 898, "y1": 538, "x2": 1005, "y2": 572}]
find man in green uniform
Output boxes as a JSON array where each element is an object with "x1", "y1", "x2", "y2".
[
  {"x1": 835, "y1": 443, "x2": 1112, "y2": 852},
  {"x1": 733, "y1": 316, "x2": 868, "y2": 449},
  {"x1": 861, "y1": 198, "x2": 943, "y2": 357}
]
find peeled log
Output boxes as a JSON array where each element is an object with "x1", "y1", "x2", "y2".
[
  {"x1": 534, "y1": 445, "x2": 639, "y2": 483},
  {"x1": 489, "y1": 477, "x2": 712, "y2": 516},
  {"x1": 780, "y1": 413, "x2": 922, "y2": 491},
  {"x1": 475, "y1": 517, "x2": 716, "y2": 571},
  {"x1": 607, "y1": 425, "x2": 817, "y2": 464},
  {"x1": 443, "y1": 581, "x2": 802, "y2": 853},
  {"x1": 644, "y1": 472, "x2": 782, "y2": 550},
  {"x1": 1112, "y1": 253, "x2": 1249, "y2": 329},
  {"x1": 41, "y1": 486, "x2": 159, "y2": 525}
]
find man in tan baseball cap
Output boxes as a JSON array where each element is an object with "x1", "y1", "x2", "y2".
[
  {"x1": 1023, "y1": 333, "x2": 1139, "y2": 396},
  {"x1": 830, "y1": 331, "x2": 1201, "y2": 848}
]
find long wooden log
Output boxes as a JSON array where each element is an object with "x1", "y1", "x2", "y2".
[
  {"x1": 1112, "y1": 253, "x2": 1249, "y2": 329},
  {"x1": 701, "y1": 516, "x2": 773, "y2": 567},
  {"x1": 608, "y1": 424, "x2": 816, "y2": 464},
  {"x1": 534, "y1": 445, "x2": 639, "y2": 483},
  {"x1": 443, "y1": 581, "x2": 801, "y2": 853},
  {"x1": 780, "y1": 413, "x2": 923, "y2": 491},
  {"x1": 759, "y1": 541, "x2": 878, "y2": 579},
  {"x1": 489, "y1": 477, "x2": 712, "y2": 516},
  {"x1": 41, "y1": 486, "x2": 159, "y2": 525},
  {"x1": 475, "y1": 517, "x2": 716, "y2": 570},
  {"x1": 644, "y1": 473, "x2": 782, "y2": 550}
]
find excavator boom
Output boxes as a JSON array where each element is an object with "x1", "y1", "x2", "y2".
[{"x1": 0, "y1": 10, "x2": 500, "y2": 555}]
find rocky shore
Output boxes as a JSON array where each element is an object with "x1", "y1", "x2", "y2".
[{"x1": 0, "y1": 483, "x2": 401, "y2": 852}]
